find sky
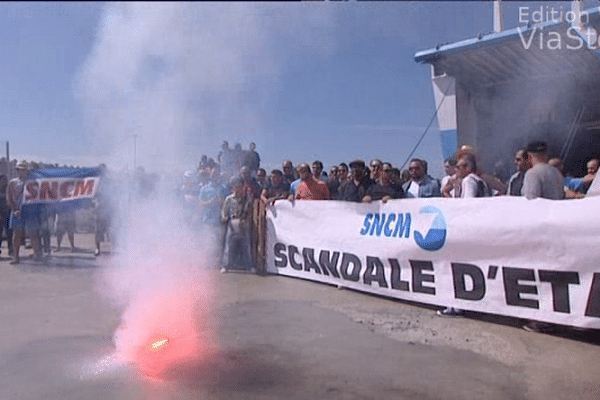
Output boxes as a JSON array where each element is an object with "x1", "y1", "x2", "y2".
[{"x1": 1, "y1": 1, "x2": 596, "y2": 179}]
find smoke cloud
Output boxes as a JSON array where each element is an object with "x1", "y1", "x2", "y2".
[{"x1": 76, "y1": 2, "x2": 335, "y2": 377}]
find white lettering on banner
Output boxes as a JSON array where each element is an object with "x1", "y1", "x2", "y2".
[
  {"x1": 265, "y1": 198, "x2": 600, "y2": 329},
  {"x1": 23, "y1": 177, "x2": 99, "y2": 204}
]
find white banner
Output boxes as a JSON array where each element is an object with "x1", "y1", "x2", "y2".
[{"x1": 265, "y1": 197, "x2": 600, "y2": 329}]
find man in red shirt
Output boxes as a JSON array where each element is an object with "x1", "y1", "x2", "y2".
[{"x1": 295, "y1": 163, "x2": 330, "y2": 200}]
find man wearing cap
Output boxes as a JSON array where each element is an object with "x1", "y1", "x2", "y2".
[
  {"x1": 521, "y1": 141, "x2": 564, "y2": 200},
  {"x1": 339, "y1": 160, "x2": 374, "y2": 202},
  {"x1": 7, "y1": 161, "x2": 41, "y2": 264},
  {"x1": 295, "y1": 163, "x2": 330, "y2": 200},
  {"x1": 520, "y1": 141, "x2": 563, "y2": 333}
]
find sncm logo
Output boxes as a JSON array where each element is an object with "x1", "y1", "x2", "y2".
[
  {"x1": 413, "y1": 206, "x2": 447, "y2": 251},
  {"x1": 359, "y1": 205, "x2": 447, "y2": 251}
]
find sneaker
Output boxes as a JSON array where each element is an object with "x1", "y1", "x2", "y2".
[
  {"x1": 220, "y1": 268, "x2": 228, "y2": 274},
  {"x1": 436, "y1": 307, "x2": 463, "y2": 317},
  {"x1": 94, "y1": 248, "x2": 100, "y2": 257},
  {"x1": 522, "y1": 321, "x2": 554, "y2": 333},
  {"x1": 249, "y1": 268, "x2": 257, "y2": 274},
  {"x1": 9, "y1": 257, "x2": 19, "y2": 265}
]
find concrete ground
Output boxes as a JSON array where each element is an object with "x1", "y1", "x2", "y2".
[{"x1": 0, "y1": 233, "x2": 599, "y2": 400}]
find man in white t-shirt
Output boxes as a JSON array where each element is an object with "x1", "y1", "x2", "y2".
[{"x1": 457, "y1": 154, "x2": 490, "y2": 198}]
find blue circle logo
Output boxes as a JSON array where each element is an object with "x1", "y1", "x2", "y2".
[{"x1": 413, "y1": 206, "x2": 447, "y2": 251}]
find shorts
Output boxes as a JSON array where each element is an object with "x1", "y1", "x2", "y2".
[{"x1": 9, "y1": 210, "x2": 40, "y2": 234}]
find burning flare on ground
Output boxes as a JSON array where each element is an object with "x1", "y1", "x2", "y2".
[
  {"x1": 112, "y1": 274, "x2": 218, "y2": 379},
  {"x1": 147, "y1": 337, "x2": 170, "y2": 352}
]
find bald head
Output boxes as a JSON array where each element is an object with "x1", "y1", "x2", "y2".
[{"x1": 548, "y1": 158, "x2": 563, "y2": 174}]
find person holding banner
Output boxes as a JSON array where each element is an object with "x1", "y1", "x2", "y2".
[
  {"x1": 295, "y1": 163, "x2": 330, "y2": 201},
  {"x1": 521, "y1": 141, "x2": 564, "y2": 200},
  {"x1": 521, "y1": 141, "x2": 565, "y2": 333},
  {"x1": 260, "y1": 169, "x2": 289, "y2": 206},
  {"x1": 7, "y1": 161, "x2": 41, "y2": 264},
  {"x1": 0, "y1": 175, "x2": 13, "y2": 257},
  {"x1": 457, "y1": 154, "x2": 491, "y2": 198},
  {"x1": 402, "y1": 159, "x2": 441, "y2": 198},
  {"x1": 339, "y1": 160, "x2": 373, "y2": 202},
  {"x1": 55, "y1": 210, "x2": 76, "y2": 252},
  {"x1": 363, "y1": 164, "x2": 404, "y2": 203},
  {"x1": 438, "y1": 154, "x2": 491, "y2": 317}
]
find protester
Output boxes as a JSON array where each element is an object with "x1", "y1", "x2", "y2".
[
  {"x1": 255, "y1": 168, "x2": 268, "y2": 190},
  {"x1": 0, "y1": 175, "x2": 13, "y2": 257},
  {"x1": 338, "y1": 160, "x2": 373, "y2": 202},
  {"x1": 369, "y1": 159, "x2": 383, "y2": 182},
  {"x1": 457, "y1": 154, "x2": 491, "y2": 198},
  {"x1": 239, "y1": 166, "x2": 262, "y2": 200},
  {"x1": 437, "y1": 154, "x2": 489, "y2": 317},
  {"x1": 295, "y1": 163, "x2": 330, "y2": 200},
  {"x1": 327, "y1": 166, "x2": 341, "y2": 200},
  {"x1": 199, "y1": 169, "x2": 227, "y2": 263},
  {"x1": 261, "y1": 169, "x2": 290, "y2": 205},
  {"x1": 38, "y1": 206, "x2": 53, "y2": 255},
  {"x1": 55, "y1": 210, "x2": 77, "y2": 252},
  {"x1": 282, "y1": 160, "x2": 296, "y2": 186},
  {"x1": 232, "y1": 143, "x2": 244, "y2": 172},
  {"x1": 93, "y1": 164, "x2": 113, "y2": 256},
  {"x1": 390, "y1": 168, "x2": 402, "y2": 187},
  {"x1": 180, "y1": 170, "x2": 201, "y2": 227},
  {"x1": 521, "y1": 141, "x2": 564, "y2": 333},
  {"x1": 440, "y1": 158, "x2": 457, "y2": 198},
  {"x1": 507, "y1": 149, "x2": 530, "y2": 196},
  {"x1": 403, "y1": 158, "x2": 441, "y2": 198},
  {"x1": 521, "y1": 141, "x2": 564, "y2": 200},
  {"x1": 242, "y1": 142, "x2": 261, "y2": 174},
  {"x1": 363, "y1": 163, "x2": 404, "y2": 203},
  {"x1": 337, "y1": 163, "x2": 349, "y2": 186},
  {"x1": 312, "y1": 160, "x2": 327, "y2": 182},
  {"x1": 328, "y1": 165, "x2": 339, "y2": 181},
  {"x1": 8, "y1": 161, "x2": 41, "y2": 263},
  {"x1": 220, "y1": 177, "x2": 254, "y2": 273},
  {"x1": 218, "y1": 140, "x2": 235, "y2": 176},
  {"x1": 457, "y1": 145, "x2": 507, "y2": 195}
]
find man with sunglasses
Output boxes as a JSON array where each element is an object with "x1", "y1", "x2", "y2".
[
  {"x1": 402, "y1": 158, "x2": 441, "y2": 198},
  {"x1": 363, "y1": 163, "x2": 404, "y2": 203}
]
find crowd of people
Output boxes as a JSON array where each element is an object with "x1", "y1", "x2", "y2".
[
  {"x1": 179, "y1": 139, "x2": 598, "y2": 279},
  {"x1": 4, "y1": 139, "x2": 597, "y2": 333},
  {"x1": 1, "y1": 161, "x2": 111, "y2": 264}
]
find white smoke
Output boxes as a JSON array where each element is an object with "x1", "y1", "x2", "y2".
[
  {"x1": 76, "y1": 2, "x2": 336, "y2": 374},
  {"x1": 76, "y1": 2, "x2": 336, "y2": 172}
]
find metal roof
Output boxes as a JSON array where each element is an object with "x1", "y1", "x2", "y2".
[{"x1": 414, "y1": 7, "x2": 600, "y2": 90}]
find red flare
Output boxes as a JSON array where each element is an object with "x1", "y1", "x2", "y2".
[{"x1": 146, "y1": 337, "x2": 169, "y2": 352}]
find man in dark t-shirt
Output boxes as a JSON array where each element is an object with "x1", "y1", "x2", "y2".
[{"x1": 338, "y1": 160, "x2": 374, "y2": 202}]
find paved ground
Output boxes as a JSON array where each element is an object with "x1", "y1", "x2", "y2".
[{"x1": 0, "y1": 233, "x2": 599, "y2": 399}]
